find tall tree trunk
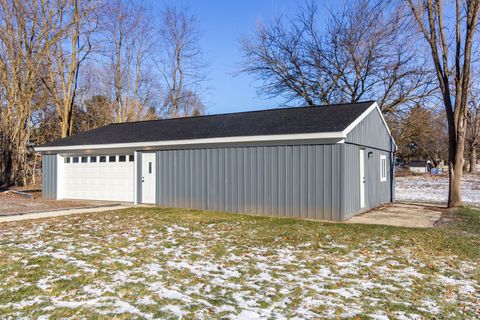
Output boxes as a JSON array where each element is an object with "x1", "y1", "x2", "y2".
[
  {"x1": 449, "y1": 141, "x2": 464, "y2": 207},
  {"x1": 407, "y1": 0, "x2": 480, "y2": 208},
  {"x1": 448, "y1": 116, "x2": 467, "y2": 207},
  {"x1": 2, "y1": 148, "x2": 13, "y2": 186}
]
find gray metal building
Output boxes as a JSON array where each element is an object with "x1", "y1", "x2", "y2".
[{"x1": 36, "y1": 101, "x2": 395, "y2": 221}]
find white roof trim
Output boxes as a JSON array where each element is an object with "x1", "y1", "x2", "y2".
[
  {"x1": 35, "y1": 131, "x2": 346, "y2": 152},
  {"x1": 36, "y1": 102, "x2": 396, "y2": 153},
  {"x1": 341, "y1": 101, "x2": 395, "y2": 145}
]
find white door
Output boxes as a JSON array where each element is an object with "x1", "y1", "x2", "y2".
[
  {"x1": 63, "y1": 155, "x2": 134, "y2": 202},
  {"x1": 141, "y1": 153, "x2": 156, "y2": 204},
  {"x1": 359, "y1": 149, "x2": 366, "y2": 208}
]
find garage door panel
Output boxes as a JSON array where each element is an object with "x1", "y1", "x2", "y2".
[{"x1": 63, "y1": 157, "x2": 134, "y2": 202}]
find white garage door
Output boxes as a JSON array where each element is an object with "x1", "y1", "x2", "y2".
[{"x1": 63, "y1": 155, "x2": 134, "y2": 202}]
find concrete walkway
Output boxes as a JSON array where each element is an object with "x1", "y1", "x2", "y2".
[
  {"x1": 1, "y1": 201, "x2": 446, "y2": 228},
  {"x1": 347, "y1": 202, "x2": 445, "y2": 228},
  {"x1": 0, "y1": 205, "x2": 132, "y2": 223}
]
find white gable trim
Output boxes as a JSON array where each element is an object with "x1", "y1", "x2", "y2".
[
  {"x1": 35, "y1": 131, "x2": 346, "y2": 152},
  {"x1": 341, "y1": 102, "x2": 395, "y2": 144}
]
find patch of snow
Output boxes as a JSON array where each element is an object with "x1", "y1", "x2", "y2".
[
  {"x1": 161, "y1": 305, "x2": 187, "y2": 317},
  {"x1": 418, "y1": 299, "x2": 441, "y2": 314},
  {"x1": 137, "y1": 296, "x2": 155, "y2": 305},
  {"x1": 216, "y1": 305, "x2": 236, "y2": 313},
  {"x1": 111, "y1": 300, "x2": 151, "y2": 319},
  {"x1": 2, "y1": 211, "x2": 479, "y2": 319},
  {"x1": 237, "y1": 310, "x2": 262, "y2": 319},
  {"x1": 36, "y1": 278, "x2": 51, "y2": 291},
  {"x1": 156, "y1": 288, "x2": 186, "y2": 300},
  {"x1": 369, "y1": 314, "x2": 389, "y2": 320}
]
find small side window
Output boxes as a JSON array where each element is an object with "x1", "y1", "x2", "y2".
[
  {"x1": 109, "y1": 156, "x2": 116, "y2": 162},
  {"x1": 148, "y1": 162, "x2": 152, "y2": 174},
  {"x1": 129, "y1": 155, "x2": 134, "y2": 162},
  {"x1": 72, "y1": 157, "x2": 79, "y2": 163},
  {"x1": 99, "y1": 156, "x2": 106, "y2": 163},
  {"x1": 81, "y1": 156, "x2": 88, "y2": 163},
  {"x1": 90, "y1": 156, "x2": 97, "y2": 163},
  {"x1": 119, "y1": 155, "x2": 126, "y2": 162},
  {"x1": 64, "y1": 157, "x2": 70, "y2": 163},
  {"x1": 380, "y1": 155, "x2": 387, "y2": 182}
]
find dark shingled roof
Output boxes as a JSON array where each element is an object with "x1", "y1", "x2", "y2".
[{"x1": 39, "y1": 101, "x2": 374, "y2": 148}]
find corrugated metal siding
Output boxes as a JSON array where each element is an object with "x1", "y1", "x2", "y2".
[
  {"x1": 42, "y1": 154, "x2": 57, "y2": 200},
  {"x1": 342, "y1": 107, "x2": 395, "y2": 219},
  {"x1": 155, "y1": 145, "x2": 343, "y2": 220},
  {"x1": 346, "y1": 108, "x2": 394, "y2": 152},
  {"x1": 365, "y1": 148, "x2": 391, "y2": 210},
  {"x1": 342, "y1": 144, "x2": 392, "y2": 220},
  {"x1": 342, "y1": 144, "x2": 360, "y2": 219}
]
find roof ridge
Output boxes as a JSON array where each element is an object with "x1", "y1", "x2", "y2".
[{"x1": 107, "y1": 101, "x2": 376, "y2": 126}]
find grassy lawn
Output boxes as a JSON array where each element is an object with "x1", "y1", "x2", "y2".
[{"x1": 0, "y1": 207, "x2": 479, "y2": 319}]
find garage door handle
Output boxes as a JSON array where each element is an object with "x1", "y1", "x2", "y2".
[{"x1": 142, "y1": 177, "x2": 145, "y2": 183}]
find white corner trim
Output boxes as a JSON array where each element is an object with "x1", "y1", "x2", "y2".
[
  {"x1": 133, "y1": 151, "x2": 139, "y2": 205},
  {"x1": 56, "y1": 154, "x2": 64, "y2": 200},
  {"x1": 35, "y1": 131, "x2": 346, "y2": 152}
]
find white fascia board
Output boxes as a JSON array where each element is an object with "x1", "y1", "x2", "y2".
[
  {"x1": 133, "y1": 151, "x2": 139, "y2": 205},
  {"x1": 35, "y1": 131, "x2": 346, "y2": 152},
  {"x1": 341, "y1": 101, "x2": 396, "y2": 147}
]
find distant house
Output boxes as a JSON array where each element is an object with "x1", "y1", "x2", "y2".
[
  {"x1": 408, "y1": 160, "x2": 432, "y2": 173},
  {"x1": 36, "y1": 101, "x2": 396, "y2": 221}
]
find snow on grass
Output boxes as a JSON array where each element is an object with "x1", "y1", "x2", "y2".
[
  {"x1": 396, "y1": 174, "x2": 480, "y2": 206},
  {"x1": 0, "y1": 208, "x2": 478, "y2": 319}
]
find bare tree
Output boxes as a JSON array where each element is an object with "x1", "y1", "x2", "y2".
[
  {"x1": 157, "y1": 6, "x2": 207, "y2": 118},
  {"x1": 0, "y1": 0, "x2": 51, "y2": 185},
  {"x1": 31, "y1": 105, "x2": 60, "y2": 147},
  {"x1": 407, "y1": 0, "x2": 480, "y2": 207},
  {"x1": 74, "y1": 95, "x2": 114, "y2": 132},
  {"x1": 103, "y1": 0, "x2": 157, "y2": 123},
  {"x1": 240, "y1": 1, "x2": 433, "y2": 112},
  {"x1": 466, "y1": 87, "x2": 480, "y2": 173},
  {"x1": 179, "y1": 90, "x2": 205, "y2": 117},
  {"x1": 40, "y1": 0, "x2": 99, "y2": 138},
  {"x1": 322, "y1": 1, "x2": 434, "y2": 113},
  {"x1": 392, "y1": 105, "x2": 448, "y2": 166}
]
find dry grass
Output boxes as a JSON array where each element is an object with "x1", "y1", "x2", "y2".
[{"x1": 0, "y1": 207, "x2": 478, "y2": 319}]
